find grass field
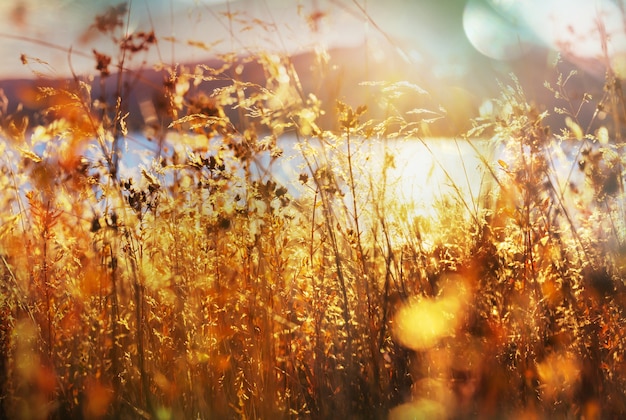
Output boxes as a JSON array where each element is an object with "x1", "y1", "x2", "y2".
[{"x1": 0, "y1": 3, "x2": 625, "y2": 419}]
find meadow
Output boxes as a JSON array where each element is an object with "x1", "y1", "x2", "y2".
[{"x1": 0, "y1": 3, "x2": 625, "y2": 419}]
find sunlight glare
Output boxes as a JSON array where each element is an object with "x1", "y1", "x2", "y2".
[
  {"x1": 393, "y1": 274, "x2": 471, "y2": 350},
  {"x1": 383, "y1": 138, "x2": 492, "y2": 221},
  {"x1": 463, "y1": 0, "x2": 534, "y2": 61},
  {"x1": 464, "y1": 0, "x2": 626, "y2": 74}
]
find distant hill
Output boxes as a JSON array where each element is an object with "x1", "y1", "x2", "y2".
[{"x1": 0, "y1": 44, "x2": 607, "y2": 139}]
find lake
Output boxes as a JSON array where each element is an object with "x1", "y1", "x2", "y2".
[{"x1": 110, "y1": 133, "x2": 497, "y2": 220}]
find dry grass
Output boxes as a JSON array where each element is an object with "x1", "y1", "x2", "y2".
[{"x1": 0, "y1": 3, "x2": 625, "y2": 419}]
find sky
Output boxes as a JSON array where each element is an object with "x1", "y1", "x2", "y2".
[{"x1": 0, "y1": 0, "x2": 624, "y2": 80}]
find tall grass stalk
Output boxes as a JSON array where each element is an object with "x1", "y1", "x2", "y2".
[{"x1": 0, "y1": 3, "x2": 625, "y2": 419}]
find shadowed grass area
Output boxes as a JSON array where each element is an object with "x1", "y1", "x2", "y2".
[{"x1": 0, "y1": 3, "x2": 625, "y2": 419}]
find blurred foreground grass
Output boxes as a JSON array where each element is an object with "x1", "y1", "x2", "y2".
[{"x1": 0, "y1": 3, "x2": 625, "y2": 419}]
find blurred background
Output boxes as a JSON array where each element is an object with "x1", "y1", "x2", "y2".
[{"x1": 0, "y1": 0, "x2": 624, "y2": 135}]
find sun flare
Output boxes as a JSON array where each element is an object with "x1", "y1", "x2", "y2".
[{"x1": 0, "y1": 1, "x2": 624, "y2": 419}]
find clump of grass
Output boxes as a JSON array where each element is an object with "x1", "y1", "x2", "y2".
[{"x1": 0, "y1": 2, "x2": 625, "y2": 419}]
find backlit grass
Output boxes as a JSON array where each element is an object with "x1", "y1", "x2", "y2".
[{"x1": 0, "y1": 3, "x2": 625, "y2": 419}]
